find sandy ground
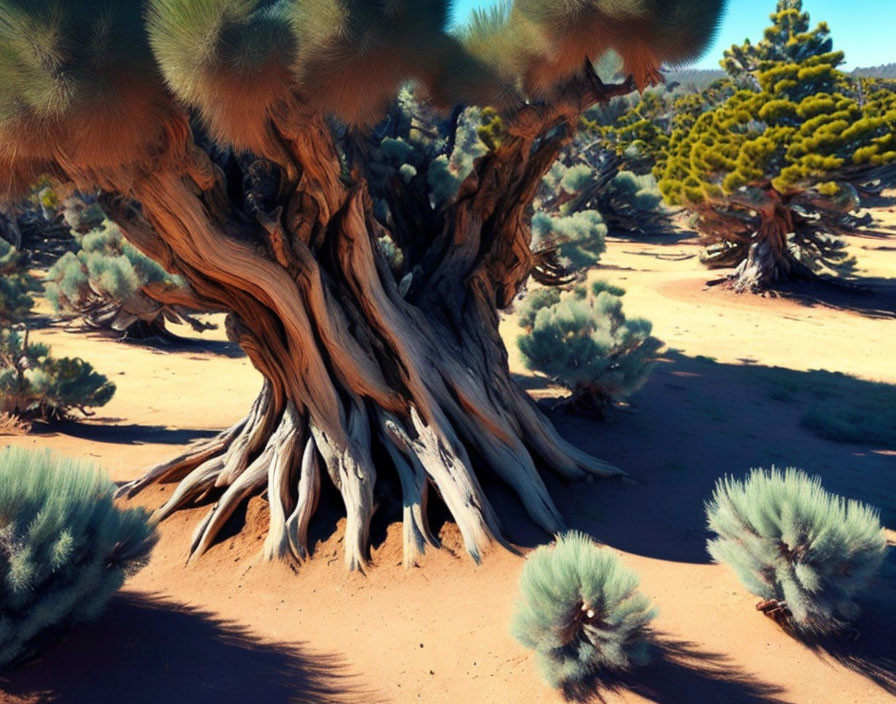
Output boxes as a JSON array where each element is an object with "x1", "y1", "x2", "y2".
[{"x1": 1, "y1": 208, "x2": 894, "y2": 703}]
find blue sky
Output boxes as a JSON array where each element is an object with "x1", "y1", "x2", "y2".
[{"x1": 451, "y1": 0, "x2": 896, "y2": 70}]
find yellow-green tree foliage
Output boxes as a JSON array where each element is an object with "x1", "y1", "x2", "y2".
[
  {"x1": 662, "y1": 0, "x2": 896, "y2": 206},
  {"x1": 659, "y1": 52, "x2": 896, "y2": 207},
  {"x1": 722, "y1": 0, "x2": 834, "y2": 80}
]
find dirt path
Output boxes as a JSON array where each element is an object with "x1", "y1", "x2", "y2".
[{"x1": 1, "y1": 224, "x2": 894, "y2": 703}]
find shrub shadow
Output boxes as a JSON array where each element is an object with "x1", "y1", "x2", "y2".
[
  {"x1": 33, "y1": 422, "x2": 220, "y2": 446},
  {"x1": 124, "y1": 334, "x2": 246, "y2": 359},
  {"x1": 798, "y1": 574, "x2": 896, "y2": 696},
  {"x1": 567, "y1": 636, "x2": 788, "y2": 704},
  {"x1": 0, "y1": 591, "x2": 377, "y2": 704}
]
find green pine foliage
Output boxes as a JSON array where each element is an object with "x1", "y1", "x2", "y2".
[
  {"x1": 722, "y1": 0, "x2": 833, "y2": 81},
  {"x1": 0, "y1": 448, "x2": 156, "y2": 667},
  {"x1": 511, "y1": 532, "x2": 656, "y2": 694},
  {"x1": 0, "y1": 240, "x2": 36, "y2": 324},
  {"x1": 657, "y1": 1, "x2": 896, "y2": 290},
  {"x1": 0, "y1": 327, "x2": 115, "y2": 420},
  {"x1": 518, "y1": 284, "x2": 661, "y2": 413},
  {"x1": 706, "y1": 468, "x2": 887, "y2": 635},
  {"x1": 44, "y1": 216, "x2": 212, "y2": 339}
]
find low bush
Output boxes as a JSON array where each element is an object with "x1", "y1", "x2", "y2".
[
  {"x1": 511, "y1": 532, "x2": 656, "y2": 694},
  {"x1": 0, "y1": 448, "x2": 157, "y2": 667},
  {"x1": 0, "y1": 327, "x2": 115, "y2": 420},
  {"x1": 531, "y1": 210, "x2": 607, "y2": 272},
  {"x1": 44, "y1": 218, "x2": 212, "y2": 339},
  {"x1": 0, "y1": 240, "x2": 37, "y2": 324},
  {"x1": 518, "y1": 283, "x2": 661, "y2": 414},
  {"x1": 706, "y1": 467, "x2": 887, "y2": 634}
]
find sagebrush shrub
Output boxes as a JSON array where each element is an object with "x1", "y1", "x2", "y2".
[
  {"x1": 0, "y1": 328, "x2": 115, "y2": 420},
  {"x1": 511, "y1": 532, "x2": 656, "y2": 692},
  {"x1": 706, "y1": 467, "x2": 887, "y2": 634},
  {"x1": 518, "y1": 284, "x2": 661, "y2": 413},
  {"x1": 0, "y1": 448, "x2": 157, "y2": 666},
  {"x1": 531, "y1": 210, "x2": 607, "y2": 272}
]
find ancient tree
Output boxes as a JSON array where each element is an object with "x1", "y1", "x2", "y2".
[
  {"x1": 660, "y1": 0, "x2": 896, "y2": 291},
  {"x1": 0, "y1": 0, "x2": 723, "y2": 570}
]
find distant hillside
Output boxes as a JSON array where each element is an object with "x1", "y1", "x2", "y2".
[
  {"x1": 663, "y1": 69, "x2": 726, "y2": 91},
  {"x1": 852, "y1": 64, "x2": 896, "y2": 79}
]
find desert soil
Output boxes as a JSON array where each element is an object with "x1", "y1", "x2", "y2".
[{"x1": 1, "y1": 207, "x2": 894, "y2": 703}]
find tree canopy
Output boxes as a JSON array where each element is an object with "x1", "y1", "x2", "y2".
[
  {"x1": 0, "y1": 0, "x2": 724, "y2": 200},
  {"x1": 655, "y1": 0, "x2": 896, "y2": 289},
  {"x1": 0, "y1": 0, "x2": 726, "y2": 571}
]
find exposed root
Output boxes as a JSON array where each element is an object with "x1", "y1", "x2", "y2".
[
  {"x1": 310, "y1": 399, "x2": 376, "y2": 572},
  {"x1": 115, "y1": 383, "x2": 277, "y2": 500},
  {"x1": 380, "y1": 411, "x2": 439, "y2": 568},
  {"x1": 153, "y1": 455, "x2": 226, "y2": 523},
  {"x1": 217, "y1": 381, "x2": 278, "y2": 486},
  {"x1": 121, "y1": 308, "x2": 624, "y2": 572},
  {"x1": 115, "y1": 419, "x2": 243, "y2": 500},
  {"x1": 262, "y1": 403, "x2": 303, "y2": 562},
  {"x1": 189, "y1": 455, "x2": 267, "y2": 560},
  {"x1": 284, "y1": 435, "x2": 322, "y2": 560}
]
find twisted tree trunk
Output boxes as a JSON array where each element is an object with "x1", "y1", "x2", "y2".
[{"x1": 104, "y1": 79, "x2": 630, "y2": 571}]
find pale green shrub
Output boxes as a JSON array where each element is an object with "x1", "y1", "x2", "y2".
[
  {"x1": 518, "y1": 285, "x2": 661, "y2": 412},
  {"x1": 511, "y1": 532, "x2": 656, "y2": 693},
  {"x1": 706, "y1": 467, "x2": 887, "y2": 634},
  {"x1": 0, "y1": 328, "x2": 115, "y2": 420},
  {"x1": 0, "y1": 448, "x2": 156, "y2": 666}
]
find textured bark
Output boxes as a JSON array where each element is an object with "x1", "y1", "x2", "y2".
[
  {"x1": 103, "y1": 80, "x2": 631, "y2": 571},
  {"x1": 700, "y1": 187, "x2": 851, "y2": 293}
]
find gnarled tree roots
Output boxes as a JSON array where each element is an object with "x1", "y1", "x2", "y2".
[
  {"x1": 119, "y1": 355, "x2": 623, "y2": 572},
  {"x1": 107, "y1": 77, "x2": 634, "y2": 574}
]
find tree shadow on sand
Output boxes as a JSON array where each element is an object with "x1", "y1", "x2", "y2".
[
  {"x1": 0, "y1": 592, "x2": 378, "y2": 704},
  {"x1": 500, "y1": 352, "x2": 895, "y2": 566},
  {"x1": 564, "y1": 636, "x2": 788, "y2": 704},
  {"x1": 32, "y1": 422, "x2": 220, "y2": 446},
  {"x1": 769, "y1": 276, "x2": 896, "y2": 320},
  {"x1": 125, "y1": 334, "x2": 246, "y2": 359}
]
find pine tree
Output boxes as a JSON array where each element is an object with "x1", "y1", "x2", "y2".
[
  {"x1": 0, "y1": 0, "x2": 724, "y2": 570},
  {"x1": 722, "y1": 0, "x2": 834, "y2": 83},
  {"x1": 660, "y1": 2, "x2": 896, "y2": 291}
]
